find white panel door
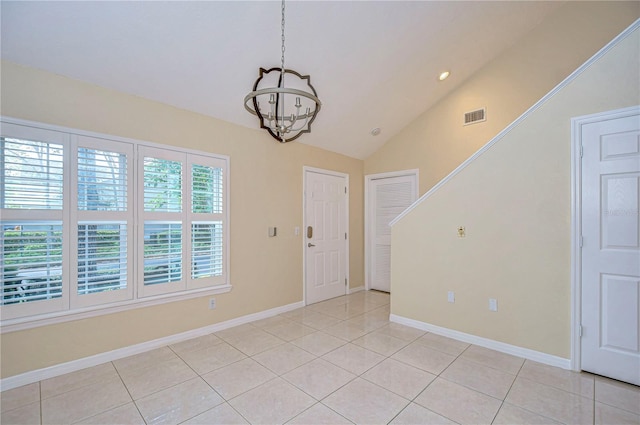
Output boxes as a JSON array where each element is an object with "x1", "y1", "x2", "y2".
[
  {"x1": 581, "y1": 111, "x2": 640, "y2": 385},
  {"x1": 369, "y1": 174, "x2": 417, "y2": 292},
  {"x1": 305, "y1": 170, "x2": 347, "y2": 305}
]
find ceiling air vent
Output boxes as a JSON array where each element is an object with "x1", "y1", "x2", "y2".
[{"x1": 464, "y1": 108, "x2": 486, "y2": 126}]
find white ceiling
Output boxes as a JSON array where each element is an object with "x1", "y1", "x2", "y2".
[{"x1": 1, "y1": 1, "x2": 563, "y2": 159}]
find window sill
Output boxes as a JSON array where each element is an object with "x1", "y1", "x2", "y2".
[{"x1": 0, "y1": 285, "x2": 232, "y2": 334}]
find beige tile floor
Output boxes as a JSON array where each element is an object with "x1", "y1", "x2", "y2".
[{"x1": 1, "y1": 290, "x2": 639, "y2": 425}]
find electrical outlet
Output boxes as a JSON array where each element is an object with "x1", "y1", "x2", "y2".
[
  {"x1": 209, "y1": 298, "x2": 216, "y2": 310},
  {"x1": 489, "y1": 298, "x2": 498, "y2": 312},
  {"x1": 447, "y1": 291, "x2": 455, "y2": 303}
]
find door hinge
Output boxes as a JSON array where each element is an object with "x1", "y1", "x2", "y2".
[
  {"x1": 344, "y1": 186, "x2": 347, "y2": 194},
  {"x1": 580, "y1": 235, "x2": 584, "y2": 248},
  {"x1": 345, "y1": 278, "x2": 348, "y2": 287},
  {"x1": 345, "y1": 232, "x2": 347, "y2": 240},
  {"x1": 578, "y1": 324, "x2": 583, "y2": 337},
  {"x1": 580, "y1": 145, "x2": 584, "y2": 158}
]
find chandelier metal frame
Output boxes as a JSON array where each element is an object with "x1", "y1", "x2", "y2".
[{"x1": 244, "y1": 0, "x2": 321, "y2": 143}]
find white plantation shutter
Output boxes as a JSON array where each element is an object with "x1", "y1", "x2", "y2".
[
  {"x1": 188, "y1": 157, "x2": 226, "y2": 288},
  {"x1": 72, "y1": 138, "x2": 134, "y2": 308},
  {"x1": 1, "y1": 138, "x2": 64, "y2": 210},
  {"x1": 192, "y1": 164, "x2": 223, "y2": 214},
  {"x1": 1, "y1": 126, "x2": 69, "y2": 319},
  {"x1": 77, "y1": 222, "x2": 128, "y2": 294},
  {"x1": 191, "y1": 222, "x2": 223, "y2": 279},
  {"x1": 77, "y1": 147, "x2": 127, "y2": 211},
  {"x1": 1, "y1": 222, "x2": 63, "y2": 305},
  {"x1": 144, "y1": 157, "x2": 182, "y2": 213},
  {"x1": 139, "y1": 147, "x2": 187, "y2": 297},
  {"x1": 143, "y1": 222, "x2": 183, "y2": 285},
  {"x1": 139, "y1": 148, "x2": 229, "y2": 296}
]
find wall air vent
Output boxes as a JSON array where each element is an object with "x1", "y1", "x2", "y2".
[{"x1": 464, "y1": 108, "x2": 486, "y2": 126}]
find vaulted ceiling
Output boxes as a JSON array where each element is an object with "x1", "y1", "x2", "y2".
[{"x1": 1, "y1": 1, "x2": 563, "y2": 159}]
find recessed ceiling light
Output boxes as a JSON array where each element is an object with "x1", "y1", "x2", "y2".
[
  {"x1": 370, "y1": 128, "x2": 381, "y2": 136},
  {"x1": 438, "y1": 71, "x2": 450, "y2": 81}
]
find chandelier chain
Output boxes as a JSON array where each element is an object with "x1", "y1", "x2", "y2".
[{"x1": 280, "y1": 0, "x2": 286, "y2": 73}]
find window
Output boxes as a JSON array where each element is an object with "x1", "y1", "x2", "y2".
[
  {"x1": 138, "y1": 147, "x2": 227, "y2": 297},
  {"x1": 0, "y1": 120, "x2": 229, "y2": 325}
]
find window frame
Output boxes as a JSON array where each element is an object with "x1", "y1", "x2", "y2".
[{"x1": 0, "y1": 117, "x2": 231, "y2": 332}]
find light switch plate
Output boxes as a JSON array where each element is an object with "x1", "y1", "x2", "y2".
[
  {"x1": 447, "y1": 291, "x2": 455, "y2": 303},
  {"x1": 489, "y1": 298, "x2": 498, "y2": 312}
]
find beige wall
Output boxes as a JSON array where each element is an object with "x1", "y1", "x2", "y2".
[
  {"x1": 364, "y1": 1, "x2": 640, "y2": 196},
  {"x1": 0, "y1": 61, "x2": 364, "y2": 378},
  {"x1": 391, "y1": 27, "x2": 639, "y2": 358}
]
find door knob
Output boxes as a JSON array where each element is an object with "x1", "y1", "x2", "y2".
[{"x1": 308, "y1": 243, "x2": 316, "y2": 247}]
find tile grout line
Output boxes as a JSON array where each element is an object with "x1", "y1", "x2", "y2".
[
  {"x1": 402, "y1": 334, "x2": 474, "y2": 424},
  {"x1": 500, "y1": 364, "x2": 591, "y2": 424},
  {"x1": 289, "y1": 401, "x2": 356, "y2": 425},
  {"x1": 39, "y1": 363, "x2": 135, "y2": 425},
  {"x1": 38, "y1": 381, "x2": 42, "y2": 425},
  {"x1": 109, "y1": 360, "x2": 145, "y2": 425},
  {"x1": 382, "y1": 324, "x2": 470, "y2": 424},
  {"x1": 488, "y1": 353, "x2": 527, "y2": 425}
]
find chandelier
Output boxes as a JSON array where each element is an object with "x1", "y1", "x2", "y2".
[{"x1": 244, "y1": 0, "x2": 321, "y2": 143}]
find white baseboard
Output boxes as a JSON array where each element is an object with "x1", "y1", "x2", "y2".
[
  {"x1": 390, "y1": 314, "x2": 571, "y2": 370},
  {"x1": 348, "y1": 285, "x2": 365, "y2": 294},
  {"x1": 1, "y1": 300, "x2": 304, "y2": 391}
]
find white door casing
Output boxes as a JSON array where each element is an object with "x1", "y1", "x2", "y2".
[
  {"x1": 304, "y1": 167, "x2": 348, "y2": 305},
  {"x1": 573, "y1": 106, "x2": 640, "y2": 385},
  {"x1": 365, "y1": 170, "x2": 418, "y2": 292}
]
